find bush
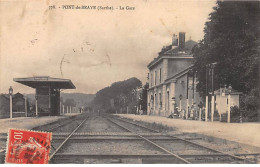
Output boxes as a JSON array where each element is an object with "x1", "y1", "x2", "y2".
[
  {"x1": 240, "y1": 89, "x2": 260, "y2": 122},
  {"x1": 213, "y1": 110, "x2": 220, "y2": 121},
  {"x1": 220, "y1": 113, "x2": 227, "y2": 122},
  {"x1": 230, "y1": 106, "x2": 241, "y2": 123},
  {"x1": 220, "y1": 106, "x2": 241, "y2": 123}
]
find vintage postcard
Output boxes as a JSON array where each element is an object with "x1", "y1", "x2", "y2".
[{"x1": 0, "y1": 0, "x2": 259, "y2": 164}]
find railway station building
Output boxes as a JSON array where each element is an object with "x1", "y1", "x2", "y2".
[
  {"x1": 0, "y1": 92, "x2": 29, "y2": 118},
  {"x1": 14, "y1": 76, "x2": 76, "y2": 116},
  {"x1": 147, "y1": 32, "x2": 202, "y2": 118}
]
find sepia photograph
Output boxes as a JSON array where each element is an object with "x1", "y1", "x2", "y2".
[{"x1": 0, "y1": 0, "x2": 259, "y2": 164}]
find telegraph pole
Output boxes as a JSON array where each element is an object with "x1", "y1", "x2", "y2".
[
  {"x1": 205, "y1": 65, "x2": 208, "y2": 122},
  {"x1": 211, "y1": 63, "x2": 217, "y2": 122}
]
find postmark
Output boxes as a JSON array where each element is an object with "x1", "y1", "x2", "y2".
[{"x1": 5, "y1": 129, "x2": 52, "y2": 164}]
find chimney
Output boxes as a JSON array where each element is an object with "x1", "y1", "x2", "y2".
[
  {"x1": 172, "y1": 34, "x2": 178, "y2": 46},
  {"x1": 179, "y1": 32, "x2": 185, "y2": 50}
]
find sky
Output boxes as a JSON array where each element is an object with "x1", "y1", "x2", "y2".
[{"x1": 0, "y1": 0, "x2": 216, "y2": 94}]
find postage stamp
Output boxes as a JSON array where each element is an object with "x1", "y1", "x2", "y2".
[{"x1": 5, "y1": 129, "x2": 52, "y2": 164}]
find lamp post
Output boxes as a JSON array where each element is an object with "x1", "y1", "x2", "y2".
[
  {"x1": 186, "y1": 70, "x2": 191, "y2": 119},
  {"x1": 60, "y1": 99, "x2": 62, "y2": 115},
  {"x1": 227, "y1": 84, "x2": 232, "y2": 123},
  {"x1": 198, "y1": 101, "x2": 203, "y2": 121},
  {"x1": 209, "y1": 91, "x2": 214, "y2": 122},
  {"x1": 179, "y1": 94, "x2": 182, "y2": 118},
  {"x1": 193, "y1": 71, "x2": 197, "y2": 106},
  {"x1": 210, "y1": 63, "x2": 217, "y2": 122},
  {"x1": 205, "y1": 64, "x2": 209, "y2": 122},
  {"x1": 35, "y1": 95, "x2": 38, "y2": 117},
  {"x1": 138, "y1": 96, "x2": 141, "y2": 115},
  {"x1": 151, "y1": 95, "x2": 154, "y2": 115},
  {"x1": 9, "y1": 86, "x2": 13, "y2": 119},
  {"x1": 171, "y1": 97, "x2": 176, "y2": 117},
  {"x1": 24, "y1": 95, "x2": 28, "y2": 117}
]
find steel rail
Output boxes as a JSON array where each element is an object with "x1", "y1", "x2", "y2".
[
  {"x1": 167, "y1": 134, "x2": 254, "y2": 163},
  {"x1": 52, "y1": 132, "x2": 165, "y2": 136},
  {"x1": 47, "y1": 114, "x2": 89, "y2": 131},
  {"x1": 51, "y1": 137, "x2": 202, "y2": 141},
  {"x1": 32, "y1": 115, "x2": 80, "y2": 132},
  {"x1": 113, "y1": 115, "x2": 255, "y2": 163},
  {"x1": 49, "y1": 116, "x2": 89, "y2": 161},
  {"x1": 47, "y1": 118, "x2": 78, "y2": 131},
  {"x1": 107, "y1": 118, "x2": 191, "y2": 164},
  {"x1": 1, "y1": 151, "x2": 259, "y2": 159},
  {"x1": 115, "y1": 117, "x2": 160, "y2": 133},
  {"x1": 50, "y1": 153, "x2": 260, "y2": 158}
]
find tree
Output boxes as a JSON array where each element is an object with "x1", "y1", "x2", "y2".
[
  {"x1": 63, "y1": 98, "x2": 76, "y2": 107},
  {"x1": 140, "y1": 82, "x2": 149, "y2": 114},
  {"x1": 192, "y1": 1, "x2": 260, "y2": 120},
  {"x1": 93, "y1": 77, "x2": 142, "y2": 113}
]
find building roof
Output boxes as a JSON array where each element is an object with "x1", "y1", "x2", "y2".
[
  {"x1": 0, "y1": 93, "x2": 25, "y2": 99},
  {"x1": 147, "y1": 40, "x2": 197, "y2": 69},
  {"x1": 214, "y1": 87, "x2": 242, "y2": 95},
  {"x1": 165, "y1": 65, "x2": 194, "y2": 82},
  {"x1": 163, "y1": 40, "x2": 197, "y2": 55},
  {"x1": 0, "y1": 94, "x2": 10, "y2": 99},
  {"x1": 14, "y1": 76, "x2": 76, "y2": 89}
]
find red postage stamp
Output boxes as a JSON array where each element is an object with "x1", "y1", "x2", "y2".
[{"x1": 5, "y1": 129, "x2": 52, "y2": 164}]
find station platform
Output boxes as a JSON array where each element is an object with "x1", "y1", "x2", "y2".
[
  {"x1": 0, "y1": 113, "x2": 80, "y2": 133},
  {"x1": 116, "y1": 114, "x2": 260, "y2": 148}
]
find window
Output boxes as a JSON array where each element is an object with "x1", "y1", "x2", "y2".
[
  {"x1": 159, "y1": 68, "x2": 162, "y2": 83},
  {"x1": 167, "y1": 91, "x2": 169, "y2": 110},
  {"x1": 155, "y1": 94, "x2": 157, "y2": 108},
  {"x1": 155, "y1": 71, "x2": 157, "y2": 85},
  {"x1": 151, "y1": 73, "x2": 153, "y2": 86},
  {"x1": 159, "y1": 93, "x2": 162, "y2": 108}
]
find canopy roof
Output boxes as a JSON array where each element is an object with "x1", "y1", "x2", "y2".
[{"x1": 14, "y1": 76, "x2": 76, "y2": 89}]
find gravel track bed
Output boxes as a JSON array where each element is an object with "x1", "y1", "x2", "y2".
[
  {"x1": 34, "y1": 117, "x2": 77, "y2": 131},
  {"x1": 112, "y1": 119, "x2": 156, "y2": 133},
  {"x1": 77, "y1": 117, "x2": 127, "y2": 133},
  {"x1": 34, "y1": 114, "x2": 88, "y2": 132},
  {"x1": 69, "y1": 136, "x2": 141, "y2": 139},
  {"x1": 50, "y1": 119, "x2": 84, "y2": 132},
  {"x1": 59, "y1": 140, "x2": 165, "y2": 155},
  {"x1": 0, "y1": 141, "x2": 6, "y2": 152},
  {"x1": 145, "y1": 136, "x2": 174, "y2": 139},
  {"x1": 151, "y1": 140, "x2": 217, "y2": 155},
  {"x1": 116, "y1": 116, "x2": 175, "y2": 133},
  {"x1": 50, "y1": 141, "x2": 63, "y2": 154},
  {"x1": 186, "y1": 157, "x2": 243, "y2": 164}
]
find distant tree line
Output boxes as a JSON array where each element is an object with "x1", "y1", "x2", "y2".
[{"x1": 93, "y1": 77, "x2": 143, "y2": 114}]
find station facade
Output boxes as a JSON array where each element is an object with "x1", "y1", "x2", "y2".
[{"x1": 147, "y1": 32, "x2": 202, "y2": 117}]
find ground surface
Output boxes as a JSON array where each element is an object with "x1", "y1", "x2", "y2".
[
  {"x1": 0, "y1": 113, "x2": 79, "y2": 133},
  {"x1": 116, "y1": 114, "x2": 260, "y2": 148},
  {"x1": 1, "y1": 113, "x2": 259, "y2": 164}
]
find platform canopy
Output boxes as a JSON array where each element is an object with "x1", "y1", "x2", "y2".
[{"x1": 13, "y1": 76, "x2": 76, "y2": 89}]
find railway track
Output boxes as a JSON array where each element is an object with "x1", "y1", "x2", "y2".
[
  {"x1": 110, "y1": 115, "x2": 257, "y2": 164},
  {"x1": 49, "y1": 116, "x2": 89, "y2": 160},
  {"x1": 107, "y1": 116, "x2": 256, "y2": 163},
  {"x1": 0, "y1": 113, "x2": 258, "y2": 164},
  {"x1": 48, "y1": 114, "x2": 258, "y2": 164}
]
